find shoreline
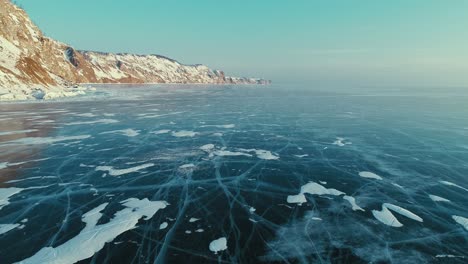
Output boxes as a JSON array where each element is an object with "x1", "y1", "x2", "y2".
[{"x1": 0, "y1": 83, "x2": 271, "y2": 103}]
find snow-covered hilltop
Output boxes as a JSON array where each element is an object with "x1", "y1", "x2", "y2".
[{"x1": 0, "y1": 0, "x2": 269, "y2": 100}]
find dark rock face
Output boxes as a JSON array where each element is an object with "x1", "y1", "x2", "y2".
[{"x1": 65, "y1": 47, "x2": 79, "y2": 67}]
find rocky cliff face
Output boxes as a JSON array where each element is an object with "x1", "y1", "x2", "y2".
[{"x1": 0, "y1": 0, "x2": 269, "y2": 100}]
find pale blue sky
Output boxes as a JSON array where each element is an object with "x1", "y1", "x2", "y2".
[{"x1": 15, "y1": 0, "x2": 468, "y2": 86}]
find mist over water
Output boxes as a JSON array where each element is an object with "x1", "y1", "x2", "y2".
[{"x1": 0, "y1": 84, "x2": 467, "y2": 263}]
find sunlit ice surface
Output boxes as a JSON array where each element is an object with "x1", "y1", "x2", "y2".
[{"x1": 0, "y1": 84, "x2": 467, "y2": 263}]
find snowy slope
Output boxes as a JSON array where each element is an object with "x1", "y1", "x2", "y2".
[{"x1": 0, "y1": 0, "x2": 269, "y2": 100}]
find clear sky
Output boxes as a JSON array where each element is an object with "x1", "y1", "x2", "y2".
[{"x1": 14, "y1": 0, "x2": 468, "y2": 86}]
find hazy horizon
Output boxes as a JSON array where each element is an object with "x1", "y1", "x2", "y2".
[{"x1": 15, "y1": 0, "x2": 468, "y2": 86}]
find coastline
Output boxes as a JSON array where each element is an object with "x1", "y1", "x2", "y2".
[
  {"x1": 0, "y1": 82, "x2": 271, "y2": 103},
  {"x1": 0, "y1": 0, "x2": 270, "y2": 102},
  {"x1": 0, "y1": 85, "x2": 94, "y2": 101}
]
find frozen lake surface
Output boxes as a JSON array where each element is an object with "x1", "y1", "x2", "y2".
[{"x1": 0, "y1": 84, "x2": 467, "y2": 263}]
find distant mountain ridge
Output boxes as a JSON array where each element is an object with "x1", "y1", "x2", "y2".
[{"x1": 0, "y1": 0, "x2": 269, "y2": 100}]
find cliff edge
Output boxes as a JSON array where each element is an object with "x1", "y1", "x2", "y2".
[{"x1": 0, "y1": 0, "x2": 269, "y2": 100}]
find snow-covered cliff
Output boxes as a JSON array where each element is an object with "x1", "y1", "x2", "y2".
[{"x1": 0, "y1": 0, "x2": 269, "y2": 100}]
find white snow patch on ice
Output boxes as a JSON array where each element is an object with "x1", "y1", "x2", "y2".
[
  {"x1": 1, "y1": 135, "x2": 90, "y2": 146},
  {"x1": 100, "y1": 129, "x2": 140, "y2": 137},
  {"x1": 237, "y1": 148, "x2": 279, "y2": 160},
  {"x1": 435, "y1": 255, "x2": 466, "y2": 259},
  {"x1": 200, "y1": 144, "x2": 215, "y2": 152},
  {"x1": 159, "y1": 222, "x2": 168, "y2": 230},
  {"x1": 0, "y1": 224, "x2": 20, "y2": 235},
  {"x1": 178, "y1": 164, "x2": 196, "y2": 174},
  {"x1": 201, "y1": 124, "x2": 235, "y2": 129},
  {"x1": 95, "y1": 163, "x2": 154, "y2": 176},
  {"x1": 286, "y1": 194, "x2": 307, "y2": 204},
  {"x1": 372, "y1": 206, "x2": 403, "y2": 227},
  {"x1": 65, "y1": 119, "x2": 119, "y2": 126},
  {"x1": 0, "y1": 129, "x2": 38, "y2": 136},
  {"x1": 359, "y1": 171, "x2": 383, "y2": 180},
  {"x1": 6, "y1": 176, "x2": 57, "y2": 184},
  {"x1": 0, "y1": 187, "x2": 24, "y2": 210},
  {"x1": 429, "y1": 194, "x2": 450, "y2": 202},
  {"x1": 452, "y1": 215, "x2": 468, "y2": 231},
  {"x1": 151, "y1": 129, "x2": 171, "y2": 135},
  {"x1": 179, "y1": 164, "x2": 196, "y2": 170},
  {"x1": 287, "y1": 182, "x2": 345, "y2": 205},
  {"x1": 440, "y1": 181, "x2": 468, "y2": 192},
  {"x1": 209, "y1": 237, "x2": 227, "y2": 254},
  {"x1": 171, "y1": 131, "x2": 199, "y2": 137},
  {"x1": 332, "y1": 137, "x2": 351, "y2": 147},
  {"x1": 16, "y1": 198, "x2": 167, "y2": 264},
  {"x1": 74, "y1": 113, "x2": 97, "y2": 117},
  {"x1": 213, "y1": 150, "x2": 252, "y2": 157},
  {"x1": 189, "y1": 217, "x2": 200, "y2": 223},
  {"x1": 383, "y1": 203, "x2": 423, "y2": 222},
  {"x1": 373, "y1": 203, "x2": 423, "y2": 227},
  {"x1": 343, "y1": 196, "x2": 365, "y2": 211}
]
